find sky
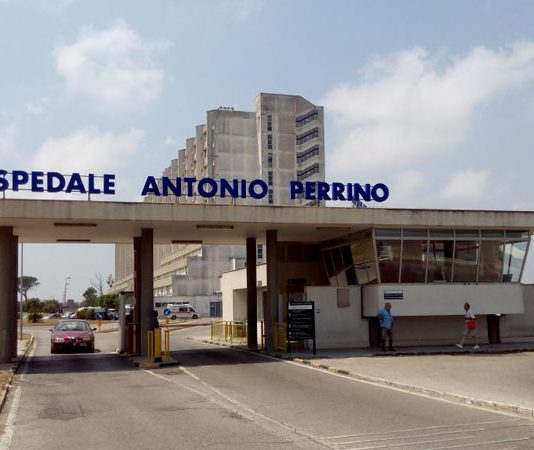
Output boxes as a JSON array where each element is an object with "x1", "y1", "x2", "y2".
[{"x1": 2, "y1": 0, "x2": 534, "y2": 300}]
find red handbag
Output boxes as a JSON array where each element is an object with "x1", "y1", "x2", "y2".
[{"x1": 467, "y1": 319, "x2": 476, "y2": 330}]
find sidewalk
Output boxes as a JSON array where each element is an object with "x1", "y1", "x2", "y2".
[
  {"x1": 0, "y1": 336, "x2": 33, "y2": 412},
  {"x1": 202, "y1": 336, "x2": 534, "y2": 417}
]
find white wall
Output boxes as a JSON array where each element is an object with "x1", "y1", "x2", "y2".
[
  {"x1": 305, "y1": 286, "x2": 369, "y2": 349},
  {"x1": 363, "y1": 284, "x2": 524, "y2": 317}
]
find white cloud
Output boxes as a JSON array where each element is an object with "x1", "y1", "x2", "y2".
[
  {"x1": 440, "y1": 169, "x2": 490, "y2": 201},
  {"x1": 54, "y1": 21, "x2": 171, "y2": 112},
  {"x1": 388, "y1": 171, "x2": 428, "y2": 207},
  {"x1": 222, "y1": 0, "x2": 264, "y2": 21},
  {"x1": 163, "y1": 136, "x2": 177, "y2": 146},
  {"x1": 26, "y1": 96, "x2": 50, "y2": 115},
  {"x1": 0, "y1": 124, "x2": 19, "y2": 157},
  {"x1": 31, "y1": 126, "x2": 145, "y2": 173},
  {"x1": 323, "y1": 42, "x2": 534, "y2": 176}
]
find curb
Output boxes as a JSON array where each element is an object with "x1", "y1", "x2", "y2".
[
  {"x1": 197, "y1": 337, "x2": 534, "y2": 418},
  {"x1": 0, "y1": 335, "x2": 34, "y2": 413},
  {"x1": 94, "y1": 328, "x2": 119, "y2": 334}
]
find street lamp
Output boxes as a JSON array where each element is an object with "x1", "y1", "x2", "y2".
[{"x1": 63, "y1": 277, "x2": 71, "y2": 308}]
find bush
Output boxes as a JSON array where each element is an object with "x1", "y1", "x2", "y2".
[
  {"x1": 76, "y1": 309, "x2": 96, "y2": 320},
  {"x1": 28, "y1": 312, "x2": 43, "y2": 323}
]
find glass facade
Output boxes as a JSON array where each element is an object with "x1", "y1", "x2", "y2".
[{"x1": 320, "y1": 228, "x2": 529, "y2": 286}]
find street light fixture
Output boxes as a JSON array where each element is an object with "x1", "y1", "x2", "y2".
[{"x1": 63, "y1": 277, "x2": 71, "y2": 307}]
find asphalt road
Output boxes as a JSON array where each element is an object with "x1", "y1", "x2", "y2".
[{"x1": 1, "y1": 324, "x2": 533, "y2": 450}]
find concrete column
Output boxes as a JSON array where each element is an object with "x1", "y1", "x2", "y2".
[
  {"x1": 0, "y1": 227, "x2": 16, "y2": 363},
  {"x1": 10, "y1": 235, "x2": 18, "y2": 358},
  {"x1": 139, "y1": 229, "x2": 154, "y2": 358},
  {"x1": 246, "y1": 237, "x2": 257, "y2": 350},
  {"x1": 133, "y1": 237, "x2": 141, "y2": 354},
  {"x1": 265, "y1": 230, "x2": 278, "y2": 353}
]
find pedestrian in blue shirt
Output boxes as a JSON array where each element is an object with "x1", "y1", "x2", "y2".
[{"x1": 378, "y1": 302, "x2": 395, "y2": 351}]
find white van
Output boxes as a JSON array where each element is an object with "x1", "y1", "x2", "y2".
[{"x1": 163, "y1": 304, "x2": 199, "y2": 320}]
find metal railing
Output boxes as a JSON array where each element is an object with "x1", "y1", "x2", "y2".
[{"x1": 211, "y1": 320, "x2": 247, "y2": 344}]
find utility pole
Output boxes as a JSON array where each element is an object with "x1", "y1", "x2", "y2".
[{"x1": 63, "y1": 277, "x2": 71, "y2": 309}]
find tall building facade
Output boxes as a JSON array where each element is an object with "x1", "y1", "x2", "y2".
[{"x1": 113, "y1": 93, "x2": 325, "y2": 298}]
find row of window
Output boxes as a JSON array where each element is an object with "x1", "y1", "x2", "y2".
[
  {"x1": 297, "y1": 163, "x2": 320, "y2": 181},
  {"x1": 296, "y1": 111, "x2": 319, "y2": 127},
  {"x1": 321, "y1": 229, "x2": 529, "y2": 286},
  {"x1": 296, "y1": 128, "x2": 319, "y2": 145},
  {"x1": 297, "y1": 146, "x2": 320, "y2": 164}
]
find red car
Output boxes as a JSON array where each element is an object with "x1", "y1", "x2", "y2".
[{"x1": 50, "y1": 320, "x2": 96, "y2": 353}]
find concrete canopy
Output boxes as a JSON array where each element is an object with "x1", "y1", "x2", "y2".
[{"x1": 1, "y1": 199, "x2": 534, "y2": 244}]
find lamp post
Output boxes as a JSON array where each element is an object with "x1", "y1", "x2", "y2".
[{"x1": 63, "y1": 277, "x2": 71, "y2": 309}]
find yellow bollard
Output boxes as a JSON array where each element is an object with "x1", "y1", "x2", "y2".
[
  {"x1": 147, "y1": 331, "x2": 154, "y2": 363},
  {"x1": 154, "y1": 328, "x2": 162, "y2": 362},
  {"x1": 97, "y1": 319, "x2": 102, "y2": 330},
  {"x1": 165, "y1": 317, "x2": 169, "y2": 325},
  {"x1": 163, "y1": 329, "x2": 170, "y2": 362}
]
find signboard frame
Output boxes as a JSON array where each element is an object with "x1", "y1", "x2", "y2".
[{"x1": 287, "y1": 301, "x2": 316, "y2": 355}]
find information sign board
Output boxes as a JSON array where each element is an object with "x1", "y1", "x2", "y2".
[{"x1": 287, "y1": 301, "x2": 316, "y2": 354}]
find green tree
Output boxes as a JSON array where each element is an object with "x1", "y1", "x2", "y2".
[
  {"x1": 18, "y1": 276, "x2": 40, "y2": 302},
  {"x1": 81, "y1": 287, "x2": 99, "y2": 307},
  {"x1": 99, "y1": 292, "x2": 119, "y2": 310},
  {"x1": 42, "y1": 299, "x2": 61, "y2": 313},
  {"x1": 25, "y1": 297, "x2": 43, "y2": 323}
]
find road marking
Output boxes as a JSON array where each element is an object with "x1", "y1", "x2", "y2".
[
  {"x1": 245, "y1": 349, "x2": 527, "y2": 420},
  {"x1": 145, "y1": 367, "x2": 331, "y2": 449},
  {"x1": 422, "y1": 437, "x2": 532, "y2": 450},
  {"x1": 323, "y1": 418, "x2": 523, "y2": 439},
  {"x1": 334, "y1": 428, "x2": 486, "y2": 445},
  {"x1": 0, "y1": 342, "x2": 36, "y2": 450}
]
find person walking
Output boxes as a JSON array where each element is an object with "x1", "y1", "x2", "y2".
[
  {"x1": 378, "y1": 302, "x2": 395, "y2": 351},
  {"x1": 456, "y1": 302, "x2": 479, "y2": 350}
]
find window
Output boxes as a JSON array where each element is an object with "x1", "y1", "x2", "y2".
[
  {"x1": 350, "y1": 233, "x2": 377, "y2": 284},
  {"x1": 268, "y1": 171, "x2": 273, "y2": 185},
  {"x1": 427, "y1": 240, "x2": 454, "y2": 282},
  {"x1": 268, "y1": 189, "x2": 273, "y2": 204},
  {"x1": 267, "y1": 153, "x2": 273, "y2": 168},
  {"x1": 400, "y1": 240, "x2": 427, "y2": 282},
  {"x1": 478, "y1": 241, "x2": 504, "y2": 282},
  {"x1": 267, "y1": 115, "x2": 272, "y2": 132},
  {"x1": 453, "y1": 241, "x2": 479, "y2": 282},
  {"x1": 267, "y1": 134, "x2": 272, "y2": 150},
  {"x1": 257, "y1": 244, "x2": 263, "y2": 260},
  {"x1": 377, "y1": 240, "x2": 401, "y2": 282},
  {"x1": 503, "y1": 240, "x2": 528, "y2": 282}
]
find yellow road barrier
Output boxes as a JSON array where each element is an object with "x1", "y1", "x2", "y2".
[
  {"x1": 147, "y1": 330, "x2": 154, "y2": 363},
  {"x1": 154, "y1": 328, "x2": 162, "y2": 362},
  {"x1": 211, "y1": 320, "x2": 247, "y2": 344},
  {"x1": 274, "y1": 322, "x2": 287, "y2": 352},
  {"x1": 163, "y1": 329, "x2": 170, "y2": 362}
]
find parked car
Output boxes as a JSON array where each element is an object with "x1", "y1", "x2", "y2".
[
  {"x1": 50, "y1": 320, "x2": 96, "y2": 353},
  {"x1": 107, "y1": 309, "x2": 119, "y2": 320}
]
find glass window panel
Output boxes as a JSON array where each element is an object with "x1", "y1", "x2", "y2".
[
  {"x1": 455, "y1": 230, "x2": 479, "y2": 239},
  {"x1": 478, "y1": 241, "x2": 504, "y2": 282},
  {"x1": 503, "y1": 240, "x2": 528, "y2": 282},
  {"x1": 377, "y1": 240, "x2": 401, "y2": 282},
  {"x1": 403, "y1": 229, "x2": 428, "y2": 238},
  {"x1": 481, "y1": 230, "x2": 504, "y2": 238},
  {"x1": 322, "y1": 250, "x2": 335, "y2": 277},
  {"x1": 427, "y1": 240, "x2": 454, "y2": 282},
  {"x1": 351, "y1": 236, "x2": 377, "y2": 285},
  {"x1": 453, "y1": 240, "x2": 479, "y2": 282},
  {"x1": 429, "y1": 230, "x2": 454, "y2": 238},
  {"x1": 400, "y1": 240, "x2": 427, "y2": 282},
  {"x1": 505, "y1": 230, "x2": 529, "y2": 239},
  {"x1": 332, "y1": 247, "x2": 343, "y2": 272},
  {"x1": 375, "y1": 229, "x2": 401, "y2": 238}
]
